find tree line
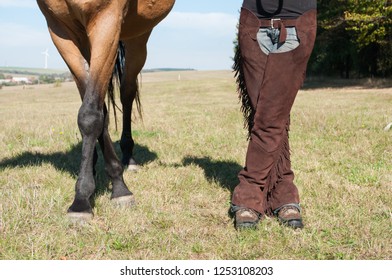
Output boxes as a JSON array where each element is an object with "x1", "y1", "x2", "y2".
[
  {"x1": 308, "y1": 0, "x2": 392, "y2": 78},
  {"x1": 0, "y1": 71, "x2": 72, "y2": 87}
]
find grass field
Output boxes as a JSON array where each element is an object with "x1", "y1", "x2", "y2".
[{"x1": 0, "y1": 70, "x2": 391, "y2": 260}]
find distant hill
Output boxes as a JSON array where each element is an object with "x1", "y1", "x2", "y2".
[
  {"x1": 142, "y1": 68, "x2": 195, "y2": 73},
  {"x1": 0, "y1": 67, "x2": 69, "y2": 76},
  {"x1": 0, "y1": 66, "x2": 195, "y2": 76}
]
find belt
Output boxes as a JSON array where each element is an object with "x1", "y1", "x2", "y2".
[{"x1": 259, "y1": 18, "x2": 298, "y2": 43}]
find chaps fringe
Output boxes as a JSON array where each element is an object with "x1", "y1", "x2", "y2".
[
  {"x1": 265, "y1": 119, "x2": 291, "y2": 215},
  {"x1": 233, "y1": 43, "x2": 255, "y2": 139}
]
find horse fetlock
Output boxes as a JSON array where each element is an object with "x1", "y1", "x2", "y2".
[
  {"x1": 120, "y1": 141, "x2": 136, "y2": 168},
  {"x1": 111, "y1": 184, "x2": 133, "y2": 198},
  {"x1": 120, "y1": 134, "x2": 134, "y2": 160},
  {"x1": 111, "y1": 180, "x2": 133, "y2": 198},
  {"x1": 68, "y1": 197, "x2": 93, "y2": 215}
]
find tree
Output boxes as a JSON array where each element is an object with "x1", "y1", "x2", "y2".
[
  {"x1": 344, "y1": 0, "x2": 392, "y2": 76},
  {"x1": 309, "y1": 0, "x2": 392, "y2": 77}
]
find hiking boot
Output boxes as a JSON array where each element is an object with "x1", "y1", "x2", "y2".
[
  {"x1": 233, "y1": 207, "x2": 261, "y2": 230},
  {"x1": 275, "y1": 204, "x2": 303, "y2": 229}
]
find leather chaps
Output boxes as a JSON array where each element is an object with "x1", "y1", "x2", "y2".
[{"x1": 232, "y1": 8, "x2": 317, "y2": 215}]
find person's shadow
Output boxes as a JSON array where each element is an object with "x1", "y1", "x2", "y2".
[
  {"x1": 182, "y1": 156, "x2": 242, "y2": 194},
  {"x1": 182, "y1": 156, "x2": 242, "y2": 219}
]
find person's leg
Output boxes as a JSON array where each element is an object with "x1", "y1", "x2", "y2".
[
  {"x1": 267, "y1": 118, "x2": 303, "y2": 229},
  {"x1": 231, "y1": 9, "x2": 269, "y2": 224},
  {"x1": 268, "y1": 118, "x2": 299, "y2": 210},
  {"x1": 265, "y1": 21, "x2": 315, "y2": 229},
  {"x1": 266, "y1": 28, "x2": 301, "y2": 217}
]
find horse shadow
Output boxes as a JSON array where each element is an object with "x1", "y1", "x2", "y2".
[
  {"x1": 0, "y1": 142, "x2": 157, "y2": 197},
  {"x1": 0, "y1": 145, "x2": 240, "y2": 193},
  {"x1": 0, "y1": 145, "x2": 240, "y2": 216}
]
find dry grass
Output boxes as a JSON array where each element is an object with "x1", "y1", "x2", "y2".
[{"x1": 0, "y1": 71, "x2": 391, "y2": 260}]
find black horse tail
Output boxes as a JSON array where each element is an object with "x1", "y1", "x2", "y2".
[
  {"x1": 233, "y1": 41, "x2": 254, "y2": 139},
  {"x1": 107, "y1": 41, "x2": 142, "y2": 130}
]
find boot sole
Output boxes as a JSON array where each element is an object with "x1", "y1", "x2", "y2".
[
  {"x1": 236, "y1": 221, "x2": 259, "y2": 230},
  {"x1": 279, "y1": 218, "x2": 304, "y2": 229}
]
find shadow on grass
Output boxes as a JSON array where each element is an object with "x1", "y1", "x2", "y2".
[
  {"x1": 182, "y1": 156, "x2": 242, "y2": 220},
  {"x1": 182, "y1": 156, "x2": 242, "y2": 194},
  {"x1": 0, "y1": 141, "x2": 158, "y2": 196}
]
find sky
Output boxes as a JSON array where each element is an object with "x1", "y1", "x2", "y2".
[{"x1": 0, "y1": 0, "x2": 243, "y2": 71}]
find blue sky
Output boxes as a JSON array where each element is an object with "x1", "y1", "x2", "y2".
[{"x1": 0, "y1": 0, "x2": 243, "y2": 70}]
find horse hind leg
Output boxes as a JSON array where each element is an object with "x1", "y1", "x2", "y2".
[
  {"x1": 97, "y1": 104, "x2": 135, "y2": 207},
  {"x1": 120, "y1": 33, "x2": 151, "y2": 172},
  {"x1": 120, "y1": 74, "x2": 141, "y2": 172}
]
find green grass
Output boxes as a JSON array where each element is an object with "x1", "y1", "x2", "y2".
[{"x1": 0, "y1": 71, "x2": 391, "y2": 260}]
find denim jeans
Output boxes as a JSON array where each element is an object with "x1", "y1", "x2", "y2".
[{"x1": 257, "y1": 27, "x2": 299, "y2": 55}]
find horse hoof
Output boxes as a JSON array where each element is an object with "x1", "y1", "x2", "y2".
[
  {"x1": 67, "y1": 212, "x2": 93, "y2": 224},
  {"x1": 112, "y1": 195, "x2": 136, "y2": 208},
  {"x1": 126, "y1": 163, "x2": 140, "y2": 172}
]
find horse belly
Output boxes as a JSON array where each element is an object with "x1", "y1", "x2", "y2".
[
  {"x1": 38, "y1": 0, "x2": 127, "y2": 25},
  {"x1": 66, "y1": 0, "x2": 110, "y2": 10},
  {"x1": 120, "y1": 0, "x2": 175, "y2": 39}
]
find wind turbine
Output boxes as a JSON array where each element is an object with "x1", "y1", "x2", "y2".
[{"x1": 41, "y1": 49, "x2": 49, "y2": 69}]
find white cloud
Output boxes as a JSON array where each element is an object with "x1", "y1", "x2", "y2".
[
  {"x1": 0, "y1": 22, "x2": 51, "y2": 47},
  {"x1": 0, "y1": 0, "x2": 36, "y2": 8},
  {"x1": 146, "y1": 12, "x2": 239, "y2": 70},
  {"x1": 161, "y1": 11, "x2": 238, "y2": 35}
]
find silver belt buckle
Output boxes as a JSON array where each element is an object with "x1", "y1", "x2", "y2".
[{"x1": 271, "y1": 18, "x2": 281, "y2": 28}]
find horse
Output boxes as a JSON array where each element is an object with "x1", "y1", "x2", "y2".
[{"x1": 36, "y1": 0, "x2": 176, "y2": 222}]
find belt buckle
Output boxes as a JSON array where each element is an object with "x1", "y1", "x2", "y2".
[{"x1": 270, "y1": 18, "x2": 281, "y2": 28}]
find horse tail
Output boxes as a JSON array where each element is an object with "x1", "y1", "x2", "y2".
[
  {"x1": 107, "y1": 42, "x2": 123, "y2": 130},
  {"x1": 233, "y1": 40, "x2": 254, "y2": 139},
  {"x1": 108, "y1": 41, "x2": 142, "y2": 130},
  {"x1": 135, "y1": 73, "x2": 142, "y2": 120}
]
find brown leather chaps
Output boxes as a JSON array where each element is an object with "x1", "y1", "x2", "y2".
[{"x1": 232, "y1": 8, "x2": 317, "y2": 215}]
